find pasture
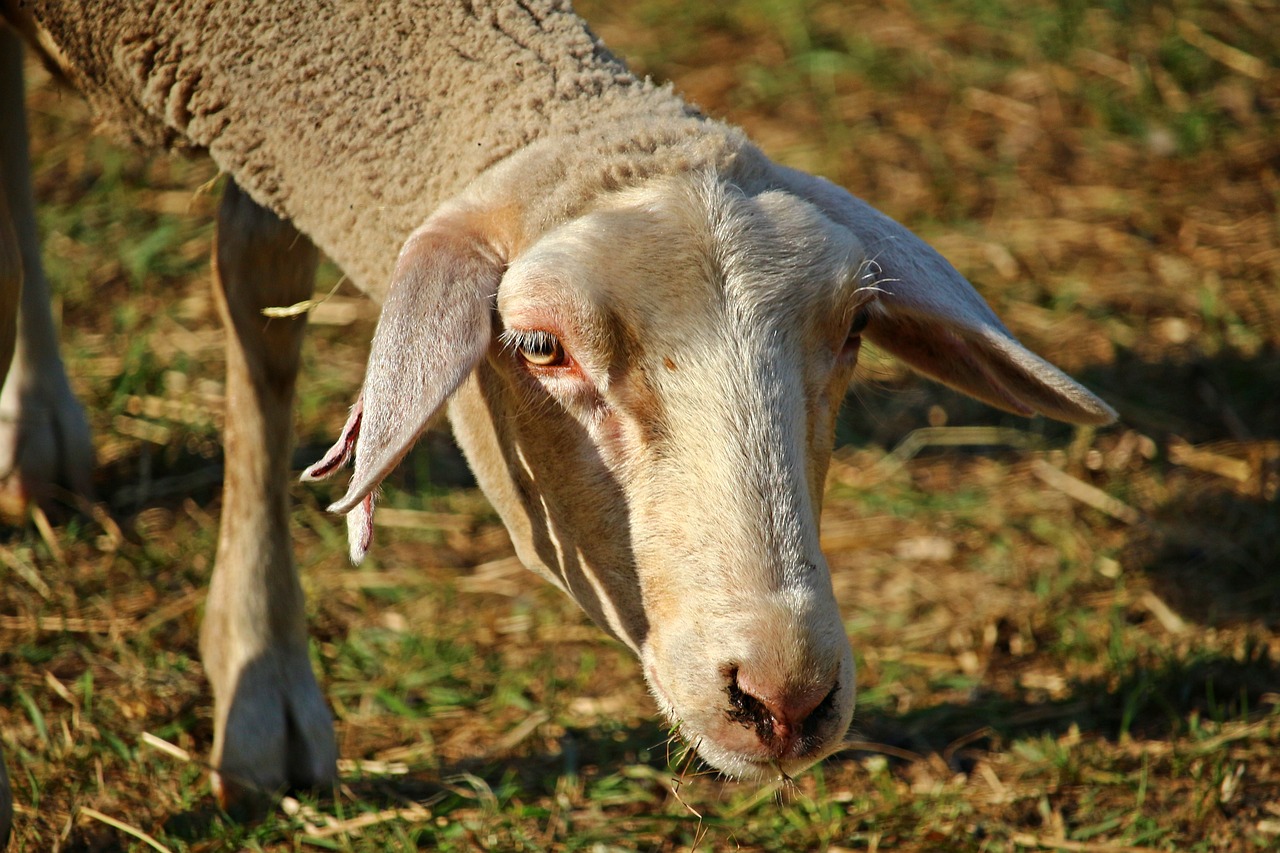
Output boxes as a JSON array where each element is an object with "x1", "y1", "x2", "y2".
[{"x1": 2, "y1": 0, "x2": 1277, "y2": 849}]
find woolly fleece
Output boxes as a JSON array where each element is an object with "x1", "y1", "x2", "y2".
[{"x1": 11, "y1": 0, "x2": 751, "y2": 297}]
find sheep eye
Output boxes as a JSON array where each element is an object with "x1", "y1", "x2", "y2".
[{"x1": 514, "y1": 331, "x2": 566, "y2": 367}]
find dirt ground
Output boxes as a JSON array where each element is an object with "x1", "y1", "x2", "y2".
[{"x1": 2, "y1": 0, "x2": 1277, "y2": 850}]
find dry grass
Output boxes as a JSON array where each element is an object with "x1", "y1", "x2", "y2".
[{"x1": 2, "y1": 0, "x2": 1278, "y2": 850}]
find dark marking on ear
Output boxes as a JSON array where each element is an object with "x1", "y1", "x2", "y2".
[
  {"x1": 301, "y1": 396, "x2": 363, "y2": 481},
  {"x1": 663, "y1": 356, "x2": 678, "y2": 371}
]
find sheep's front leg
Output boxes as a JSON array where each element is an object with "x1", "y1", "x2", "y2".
[
  {"x1": 202, "y1": 179, "x2": 336, "y2": 810},
  {"x1": 0, "y1": 33, "x2": 20, "y2": 845},
  {"x1": 0, "y1": 29, "x2": 24, "y2": 419},
  {"x1": 0, "y1": 26, "x2": 93, "y2": 516}
]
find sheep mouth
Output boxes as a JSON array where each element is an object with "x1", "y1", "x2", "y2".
[{"x1": 642, "y1": 657, "x2": 847, "y2": 780}]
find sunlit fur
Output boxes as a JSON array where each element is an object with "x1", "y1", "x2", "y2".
[
  {"x1": 325, "y1": 143, "x2": 1111, "y2": 780},
  {"x1": 449, "y1": 173, "x2": 876, "y2": 778}
]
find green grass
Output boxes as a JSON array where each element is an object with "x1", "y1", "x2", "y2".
[{"x1": 3, "y1": 0, "x2": 1279, "y2": 849}]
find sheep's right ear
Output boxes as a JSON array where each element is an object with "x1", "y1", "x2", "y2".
[
  {"x1": 776, "y1": 166, "x2": 1116, "y2": 425},
  {"x1": 302, "y1": 214, "x2": 504, "y2": 563}
]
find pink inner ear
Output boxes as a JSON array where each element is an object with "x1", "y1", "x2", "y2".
[
  {"x1": 301, "y1": 396, "x2": 363, "y2": 482},
  {"x1": 298, "y1": 394, "x2": 380, "y2": 562}
]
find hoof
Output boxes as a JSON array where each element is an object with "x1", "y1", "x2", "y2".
[
  {"x1": 0, "y1": 370, "x2": 93, "y2": 519},
  {"x1": 207, "y1": 646, "x2": 339, "y2": 821}
]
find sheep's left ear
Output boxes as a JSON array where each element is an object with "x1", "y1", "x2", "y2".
[
  {"x1": 302, "y1": 209, "x2": 505, "y2": 563},
  {"x1": 778, "y1": 167, "x2": 1116, "y2": 425}
]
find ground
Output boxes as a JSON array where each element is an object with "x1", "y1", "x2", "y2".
[{"x1": 1, "y1": 0, "x2": 1277, "y2": 850}]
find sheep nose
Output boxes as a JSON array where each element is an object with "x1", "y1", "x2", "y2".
[{"x1": 726, "y1": 666, "x2": 839, "y2": 759}]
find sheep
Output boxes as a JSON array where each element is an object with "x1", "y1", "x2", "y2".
[{"x1": 0, "y1": 0, "x2": 1115, "y2": 821}]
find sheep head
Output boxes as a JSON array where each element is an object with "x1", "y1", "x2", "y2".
[{"x1": 305, "y1": 160, "x2": 1113, "y2": 781}]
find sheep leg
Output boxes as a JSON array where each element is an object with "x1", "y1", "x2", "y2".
[
  {"x1": 0, "y1": 25, "x2": 93, "y2": 517},
  {"x1": 202, "y1": 179, "x2": 336, "y2": 811},
  {"x1": 0, "y1": 192, "x2": 19, "y2": 391},
  {"x1": 0, "y1": 29, "x2": 24, "y2": 420},
  {"x1": 0, "y1": 190, "x2": 13, "y2": 853},
  {"x1": 0, "y1": 28, "x2": 24, "y2": 849}
]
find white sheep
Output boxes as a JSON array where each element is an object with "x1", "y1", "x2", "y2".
[{"x1": 0, "y1": 0, "x2": 1114, "y2": 824}]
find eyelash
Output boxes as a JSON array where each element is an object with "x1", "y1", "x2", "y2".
[
  {"x1": 503, "y1": 310, "x2": 868, "y2": 374},
  {"x1": 500, "y1": 328, "x2": 569, "y2": 368}
]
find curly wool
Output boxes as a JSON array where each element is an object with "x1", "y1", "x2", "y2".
[{"x1": 24, "y1": 0, "x2": 749, "y2": 294}]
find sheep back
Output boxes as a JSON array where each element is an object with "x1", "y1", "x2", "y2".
[{"x1": 14, "y1": 0, "x2": 749, "y2": 294}]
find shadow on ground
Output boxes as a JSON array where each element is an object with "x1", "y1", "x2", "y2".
[{"x1": 854, "y1": 641, "x2": 1278, "y2": 761}]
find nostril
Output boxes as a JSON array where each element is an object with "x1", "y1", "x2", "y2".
[
  {"x1": 725, "y1": 665, "x2": 840, "y2": 758},
  {"x1": 725, "y1": 666, "x2": 769, "y2": 732}
]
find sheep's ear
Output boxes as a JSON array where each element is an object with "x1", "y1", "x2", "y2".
[
  {"x1": 302, "y1": 215, "x2": 504, "y2": 562},
  {"x1": 780, "y1": 168, "x2": 1116, "y2": 425}
]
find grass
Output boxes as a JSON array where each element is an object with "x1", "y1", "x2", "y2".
[{"x1": 3, "y1": 0, "x2": 1279, "y2": 849}]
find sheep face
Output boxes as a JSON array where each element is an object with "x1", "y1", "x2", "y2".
[
  {"x1": 311, "y1": 162, "x2": 1113, "y2": 781},
  {"x1": 447, "y1": 174, "x2": 868, "y2": 779}
]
